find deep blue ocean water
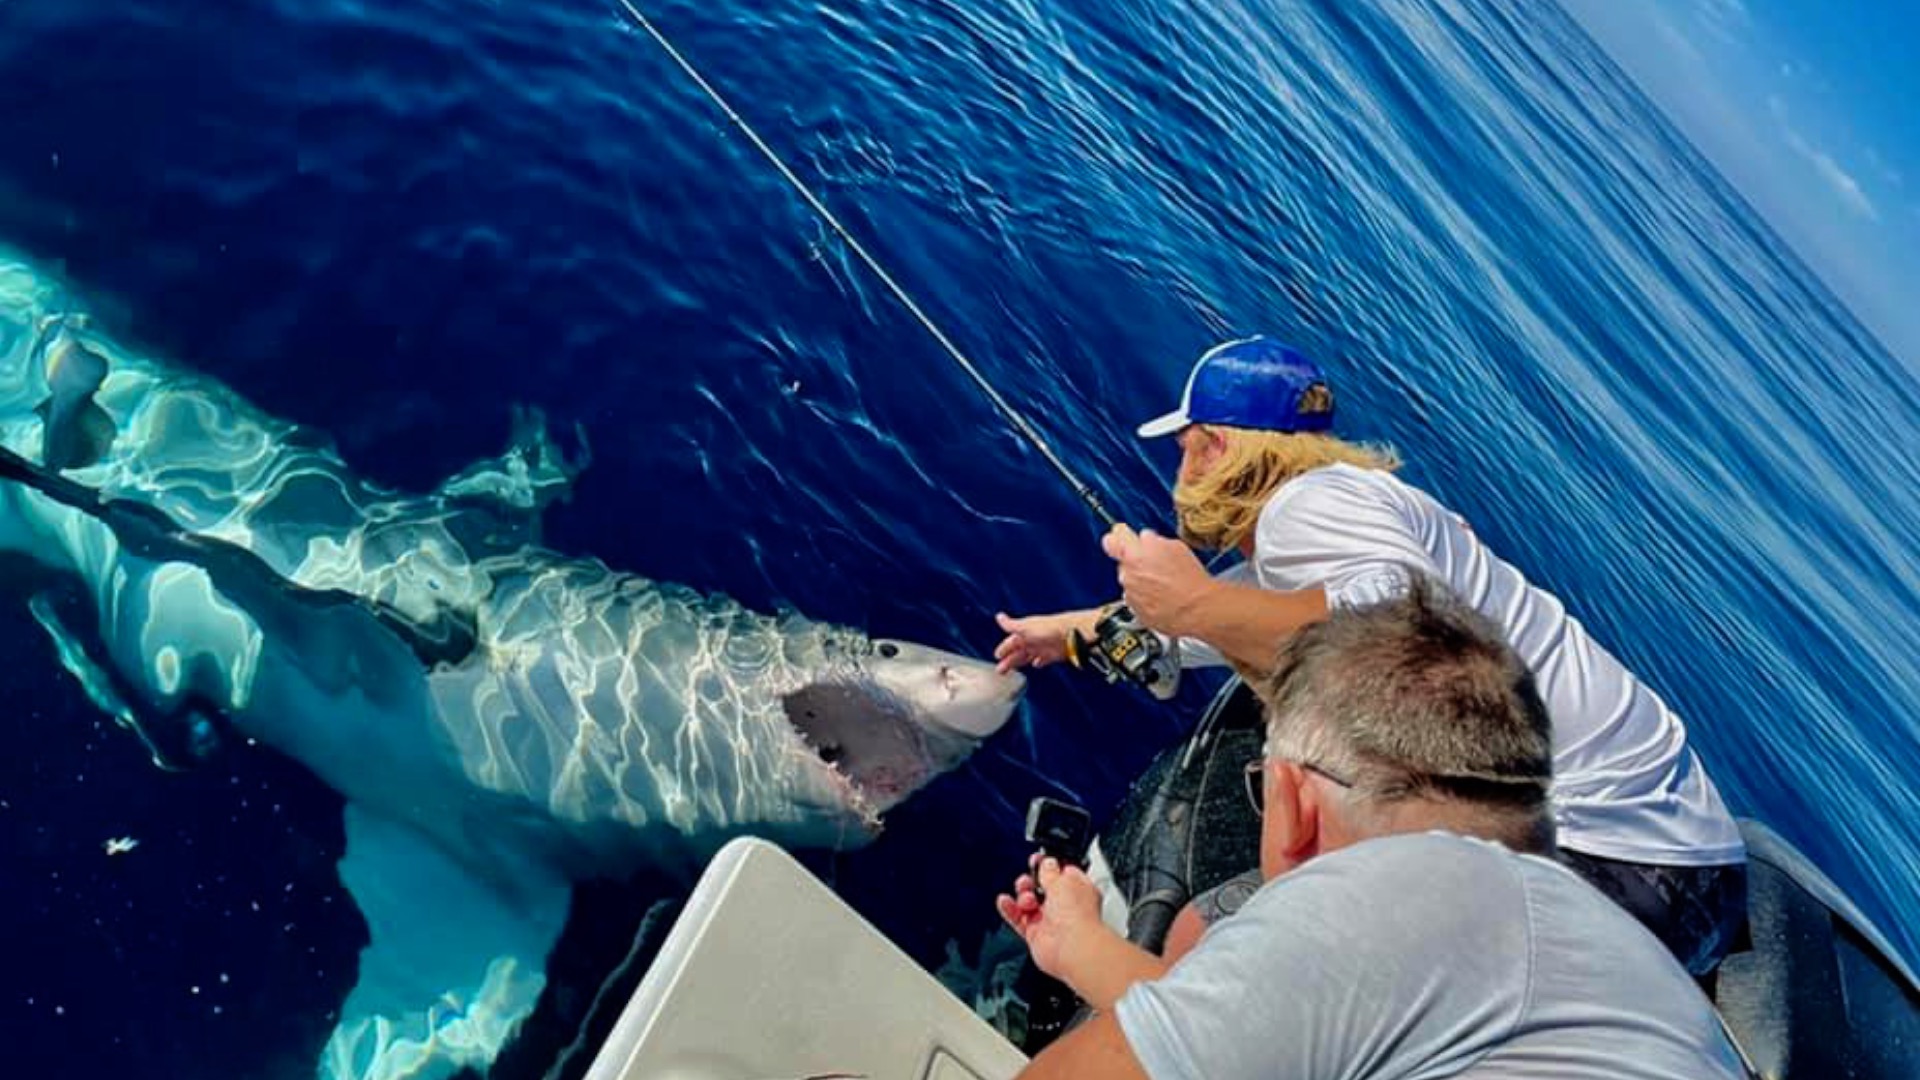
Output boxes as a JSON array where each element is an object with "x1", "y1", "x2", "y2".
[{"x1": 3, "y1": 0, "x2": 1918, "y2": 1075}]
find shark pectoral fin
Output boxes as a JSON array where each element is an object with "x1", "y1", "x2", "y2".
[
  {"x1": 29, "y1": 591, "x2": 131, "y2": 719},
  {"x1": 324, "y1": 806, "x2": 570, "y2": 1080},
  {"x1": 27, "y1": 591, "x2": 194, "y2": 770}
]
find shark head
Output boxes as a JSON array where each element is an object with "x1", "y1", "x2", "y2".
[{"x1": 779, "y1": 638, "x2": 1024, "y2": 831}]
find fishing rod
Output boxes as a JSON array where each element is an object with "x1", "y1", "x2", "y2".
[
  {"x1": 612, "y1": 0, "x2": 1118, "y2": 529},
  {"x1": 616, "y1": 2, "x2": 1182, "y2": 699}
]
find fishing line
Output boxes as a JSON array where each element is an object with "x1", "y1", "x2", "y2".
[{"x1": 613, "y1": 0, "x2": 1120, "y2": 528}]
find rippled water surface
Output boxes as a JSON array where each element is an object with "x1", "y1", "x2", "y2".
[{"x1": 3, "y1": 0, "x2": 1917, "y2": 1075}]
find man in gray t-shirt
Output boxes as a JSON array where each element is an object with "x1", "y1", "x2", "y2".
[
  {"x1": 1117, "y1": 831, "x2": 1742, "y2": 1079},
  {"x1": 997, "y1": 582, "x2": 1743, "y2": 1079}
]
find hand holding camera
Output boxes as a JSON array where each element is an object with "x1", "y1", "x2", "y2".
[{"x1": 996, "y1": 797, "x2": 1104, "y2": 981}]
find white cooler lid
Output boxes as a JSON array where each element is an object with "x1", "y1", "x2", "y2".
[{"x1": 585, "y1": 837, "x2": 1029, "y2": 1080}]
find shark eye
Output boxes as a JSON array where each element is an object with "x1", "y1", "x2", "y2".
[{"x1": 876, "y1": 642, "x2": 899, "y2": 659}]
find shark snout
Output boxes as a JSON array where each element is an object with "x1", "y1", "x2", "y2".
[{"x1": 868, "y1": 638, "x2": 1024, "y2": 740}]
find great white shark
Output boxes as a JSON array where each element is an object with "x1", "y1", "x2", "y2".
[{"x1": 0, "y1": 251, "x2": 1025, "y2": 1079}]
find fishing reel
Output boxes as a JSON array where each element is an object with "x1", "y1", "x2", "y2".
[{"x1": 1068, "y1": 603, "x2": 1181, "y2": 701}]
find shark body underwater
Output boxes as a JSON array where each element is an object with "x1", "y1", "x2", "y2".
[{"x1": 0, "y1": 251, "x2": 1025, "y2": 1079}]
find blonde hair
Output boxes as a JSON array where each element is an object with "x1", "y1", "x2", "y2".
[{"x1": 1174, "y1": 427, "x2": 1400, "y2": 551}]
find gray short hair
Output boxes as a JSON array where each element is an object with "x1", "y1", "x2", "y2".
[{"x1": 1260, "y1": 576, "x2": 1554, "y2": 848}]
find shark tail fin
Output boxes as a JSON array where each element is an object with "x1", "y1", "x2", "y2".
[{"x1": 321, "y1": 806, "x2": 570, "y2": 1080}]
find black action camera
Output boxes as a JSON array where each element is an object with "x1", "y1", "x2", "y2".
[{"x1": 1024, "y1": 796, "x2": 1094, "y2": 868}]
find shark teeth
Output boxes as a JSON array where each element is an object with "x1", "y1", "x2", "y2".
[{"x1": 786, "y1": 719, "x2": 882, "y2": 827}]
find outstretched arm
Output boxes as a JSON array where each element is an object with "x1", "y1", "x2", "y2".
[
  {"x1": 998, "y1": 859, "x2": 1156, "y2": 1080},
  {"x1": 993, "y1": 608, "x2": 1104, "y2": 675}
]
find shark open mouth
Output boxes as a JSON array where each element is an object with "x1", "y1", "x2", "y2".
[{"x1": 781, "y1": 681, "x2": 934, "y2": 821}]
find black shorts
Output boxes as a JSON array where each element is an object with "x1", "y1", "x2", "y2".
[{"x1": 1556, "y1": 848, "x2": 1747, "y2": 976}]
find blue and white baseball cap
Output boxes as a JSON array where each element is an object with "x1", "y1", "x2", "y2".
[{"x1": 1136, "y1": 336, "x2": 1335, "y2": 438}]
